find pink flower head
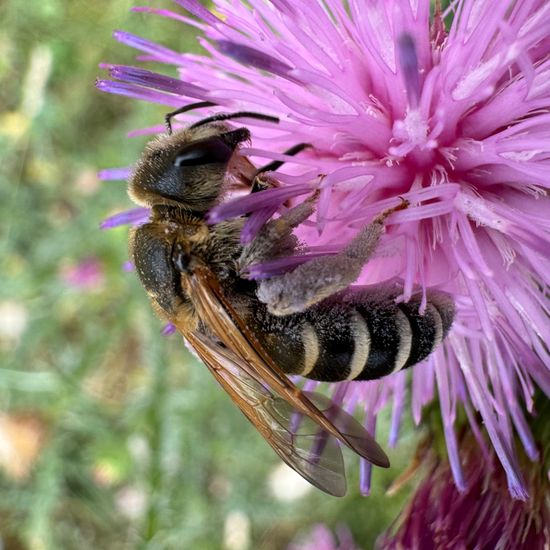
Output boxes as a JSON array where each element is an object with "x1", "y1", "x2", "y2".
[
  {"x1": 377, "y1": 436, "x2": 550, "y2": 550},
  {"x1": 98, "y1": 0, "x2": 550, "y2": 497}
]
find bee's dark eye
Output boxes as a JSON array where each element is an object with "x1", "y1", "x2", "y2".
[{"x1": 174, "y1": 136, "x2": 233, "y2": 167}]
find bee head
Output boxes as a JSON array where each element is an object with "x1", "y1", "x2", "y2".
[{"x1": 129, "y1": 123, "x2": 250, "y2": 212}]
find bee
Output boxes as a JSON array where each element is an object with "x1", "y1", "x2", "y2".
[{"x1": 127, "y1": 104, "x2": 455, "y2": 496}]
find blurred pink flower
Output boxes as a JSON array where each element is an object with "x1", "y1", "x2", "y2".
[
  {"x1": 289, "y1": 524, "x2": 360, "y2": 550},
  {"x1": 60, "y1": 257, "x2": 105, "y2": 291},
  {"x1": 98, "y1": 0, "x2": 550, "y2": 497}
]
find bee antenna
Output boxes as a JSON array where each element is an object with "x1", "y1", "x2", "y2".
[
  {"x1": 189, "y1": 111, "x2": 280, "y2": 130},
  {"x1": 164, "y1": 101, "x2": 218, "y2": 135}
]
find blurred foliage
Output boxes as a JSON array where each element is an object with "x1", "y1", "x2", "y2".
[{"x1": 1, "y1": 1, "x2": 416, "y2": 548}]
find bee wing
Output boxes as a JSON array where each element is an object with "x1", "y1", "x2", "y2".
[
  {"x1": 180, "y1": 267, "x2": 389, "y2": 468},
  {"x1": 186, "y1": 330, "x2": 347, "y2": 496}
]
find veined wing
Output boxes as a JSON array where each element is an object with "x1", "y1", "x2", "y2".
[
  {"x1": 189, "y1": 267, "x2": 389, "y2": 467},
  {"x1": 186, "y1": 330, "x2": 347, "y2": 496},
  {"x1": 172, "y1": 266, "x2": 389, "y2": 495}
]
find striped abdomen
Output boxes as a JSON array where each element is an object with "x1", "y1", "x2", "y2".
[{"x1": 249, "y1": 286, "x2": 455, "y2": 382}]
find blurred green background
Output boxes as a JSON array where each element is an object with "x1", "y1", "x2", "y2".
[{"x1": 0, "y1": 1, "x2": 416, "y2": 548}]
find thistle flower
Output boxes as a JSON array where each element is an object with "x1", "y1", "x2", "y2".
[
  {"x1": 98, "y1": 0, "x2": 550, "y2": 497},
  {"x1": 377, "y1": 435, "x2": 550, "y2": 550}
]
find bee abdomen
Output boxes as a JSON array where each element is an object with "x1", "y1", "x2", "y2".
[{"x1": 253, "y1": 289, "x2": 454, "y2": 382}]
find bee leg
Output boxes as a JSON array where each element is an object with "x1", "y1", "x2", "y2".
[
  {"x1": 239, "y1": 193, "x2": 318, "y2": 268},
  {"x1": 256, "y1": 200, "x2": 408, "y2": 316},
  {"x1": 251, "y1": 143, "x2": 312, "y2": 193}
]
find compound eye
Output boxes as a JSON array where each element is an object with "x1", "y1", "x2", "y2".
[{"x1": 174, "y1": 136, "x2": 233, "y2": 167}]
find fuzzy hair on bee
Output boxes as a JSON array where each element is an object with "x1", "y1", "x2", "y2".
[
  {"x1": 129, "y1": 125, "x2": 256, "y2": 211},
  {"x1": 126, "y1": 105, "x2": 455, "y2": 496}
]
